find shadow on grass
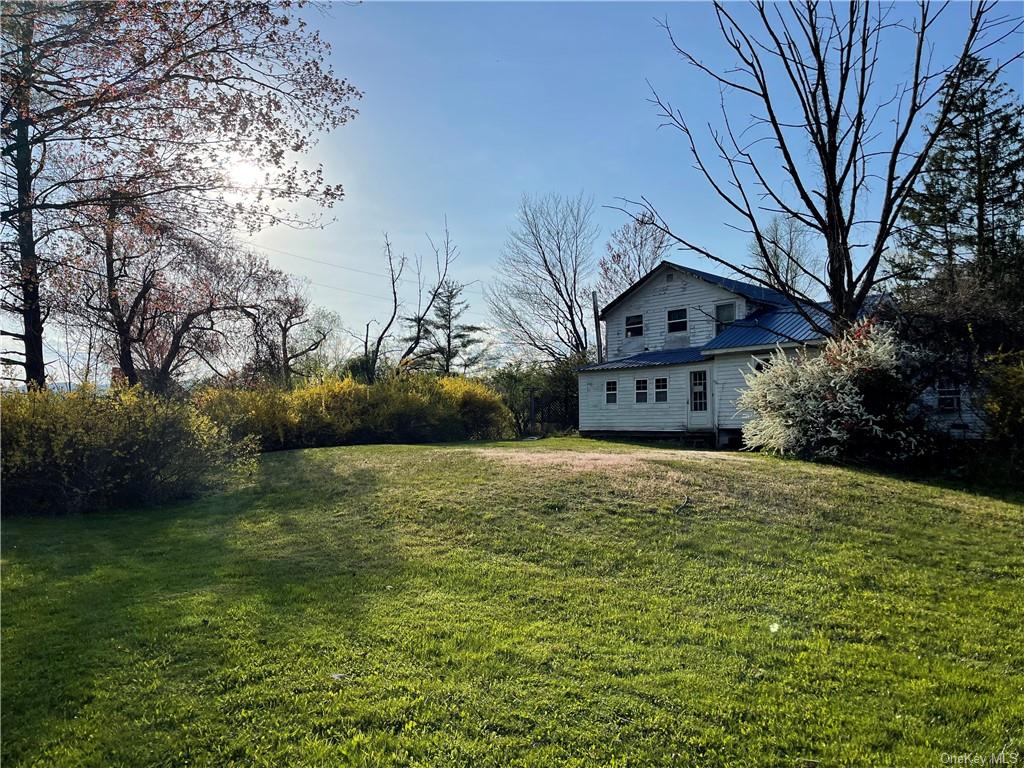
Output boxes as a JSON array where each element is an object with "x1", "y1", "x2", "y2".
[{"x1": 1, "y1": 448, "x2": 400, "y2": 765}]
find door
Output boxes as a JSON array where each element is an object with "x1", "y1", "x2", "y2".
[{"x1": 687, "y1": 369, "x2": 711, "y2": 429}]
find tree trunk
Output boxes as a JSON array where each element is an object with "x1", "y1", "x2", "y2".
[
  {"x1": 14, "y1": 5, "x2": 45, "y2": 388},
  {"x1": 103, "y1": 201, "x2": 138, "y2": 386},
  {"x1": 280, "y1": 324, "x2": 291, "y2": 387}
]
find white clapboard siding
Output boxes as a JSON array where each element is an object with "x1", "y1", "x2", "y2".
[
  {"x1": 579, "y1": 367, "x2": 692, "y2": 432},
  {"x1": 920, "y1": 384, "x2": 987, "y2": 438},
  {"x1": 581, "y1": 348, "x2": 815, "y2": 433},
  {"x1": 604, "y1": 267, "x2": 747, "y2": 360}
]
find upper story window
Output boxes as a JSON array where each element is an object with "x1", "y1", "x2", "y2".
[
  {"x1": 625, "y1": 314, "x2": 644, "y2": 338},
  {"x1": 715, "y1": 303, "x2": 736, "y2": 335},
  {"x1": 667, "y1": 308, "x2": 688, "y2": 334},
  {"x1": 937, "y1": 378, "x2": 961, "y2": 413},
  {"x1": 605, "y1": 380, "x2": 617, "y2": 404},
  {"x1": 635, "y1": 379, "x2": 648, "y2": 403}
]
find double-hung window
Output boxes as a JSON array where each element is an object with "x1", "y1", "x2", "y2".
[
  {"x1": 715, "y1": 303, "x2": 736, "y2": 335},
  {"x1": 605, "y1": 380, "x2": 617, "y2": 404},
  {"x1": 667, "y1": 308, "x2": 688, "y2": 334},
  {"x1": 937, "y1": 378, "x2": 960, "y2": 413},
  {"x1": 654, "y1": 377, "x2": 668, "y2": 402},
  {"x1": 635, "y1": 379, "x2": 648, "y2": 403},
  {"x1": 625, "y1": 314, "x2": 644, "y2": 338}
]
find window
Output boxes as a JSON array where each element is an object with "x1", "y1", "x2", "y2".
[
  {"x1": 635, "y1": 379, "x2": 648, "y2": 403},
  {"x1": 690, "y1": 370, "x2": 707, "y2": 412},
  {"x1": 665, "y1": 272, "x2": 674, "y2": 283},
  {"x1": 625, "y1": 314, "x2": 644, "y2": 338},
  {"x1": 667, "y1": 308, "x2": 688, "y2": 334},
  {"x1": 605, "y1": 380, "x2": 617, "y2": 405},
  {"x1": 937, "y1": 378, "x2": 960, "y2": 413},
  {"x1": 655, "y1": 377, "x2": 668, "y2": 402},
  {"x1": 753, "y1": 355, "x2": 771, "y2": 373},
  {"x1": 715, "y1": 303, "x2": 736, "y2": 335}
]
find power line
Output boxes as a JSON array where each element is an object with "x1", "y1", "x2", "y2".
[{"x1": 239, "y1": 238, "x2": 491, "y2": 297}]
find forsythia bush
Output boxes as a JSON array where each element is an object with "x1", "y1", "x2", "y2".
[
  {"x1": 982, "y1": 354, "x2": 1024, "y2": 463},
  {"x1": 436, "y1": 376, "x2": 513, "y2": 439},
  {"x1": 195, "y1": 374, "x2": 513, "y2": 451},
  {"x1": 738, "y1": 322, "x2": 927, "y2": 462},
  {"x1": 2, "y1": 387, "x2": 256, "y2": 515}
]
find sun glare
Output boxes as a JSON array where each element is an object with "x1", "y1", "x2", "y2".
[{"x1": 228, "y1": 158, "x2": 266, "y2": 189}]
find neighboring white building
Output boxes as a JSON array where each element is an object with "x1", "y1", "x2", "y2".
[{"x1": 578, "y1": 261, "x2": 982, "y2": 445}]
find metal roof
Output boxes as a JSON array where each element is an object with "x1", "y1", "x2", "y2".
[
  {"x1": 598, "y1": 261, "x2": 790, "y2": 319},
  {"x1": 579, "y1": 346, "x2": 708, "y2": 372},
  {"x1": 666, "y1": 263, "x2": 791, "y2": 306},
  {"x1": 701, "y1": 304, "x2": 830, "y2": 351}
]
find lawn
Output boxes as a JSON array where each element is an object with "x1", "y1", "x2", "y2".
[{"x1": 2, "y1": 438, "x2": 1022, "y2": 767}]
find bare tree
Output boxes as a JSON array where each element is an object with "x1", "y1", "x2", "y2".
[
  {"x1": 624, "y1": 2, "x2": 1020, "y2": 336},
  {"x1": 356, "y1": 222, "x2": 456, "y2": 383},
  {"x1": 748, "y1": 215, "x2": 821, "y2": 296},
  {"x1": 240, "y1": 278, "x2": 333, "y2": 387},
  {"x1": 596, "y1": 214, "x2": 671, "y2": 304},
  {"x1": 487, "y1": 193, "x2": 597, "y2": 360},
  {"x1": 395, "y1": 221, "x2": 454, "y2": 369}
]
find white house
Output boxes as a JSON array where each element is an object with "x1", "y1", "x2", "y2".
[{"x1": 578, "y1": 261, "x2": 982, "y2": 445}]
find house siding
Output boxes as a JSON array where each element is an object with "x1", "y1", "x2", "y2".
[
  {"x1": 711, "y1": 352, "x2": 759, "y2": 430},
  {"x1": 603, "y1": 267, "x2": 747, "y2": 360},
  {"x1": 579, "y1": 366, "x2": 694, "y2": 432},
  {"x1": 584, "y1": 263, "x2": 989, "y2": 442}
]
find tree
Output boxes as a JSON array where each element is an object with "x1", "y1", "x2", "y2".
[
  {"x1": 132, "y1": 245, "x2": 278, "y2": 393},
  {"x1": 358, "y1": 223, "x2": 456, "y2": 383},
  {"x1": 625, "y1": 2, "x2": 1019, "y2": 337},
  {"x1": 596, "y1": 214, "x2": 671, "y2": 305},
  {"x1": 747, "y1": 215, "x2": 820, "y2": 296},
  {"x1": 1, "y1": 1, "x2": 360, "y2": 387},
  {"x1": 240, "y1": 279, "x2": 335, "y2": 387},
  {"x1": 897, "y1": 56, "x2": 1024, "y2": 319},
  {"x1": 57, "y1": 206, "x2": 281, "y2": 392},
  {"x1": 405, "y1": 280, "x2": 487, "y2": 374},
  {"x1": 487, "y1": 193, "x2": 597, "y2": 360}
]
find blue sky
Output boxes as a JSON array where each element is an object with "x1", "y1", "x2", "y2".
[{"x1": 243, "y1": 1, "x2": 1023, "y2": 331}]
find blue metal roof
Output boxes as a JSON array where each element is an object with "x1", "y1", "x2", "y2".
[
  {"x1": 598, "y1": 261, "x2": 790, "y2": 319},
  {"x1": 579, "y1": 346, "x2": 707, "y2": 372},
  {"x1": 701, "y1": 304, "x2": 830, "y2": 351},
  {"x1": 666, "y1": 263, "x2": 791, "y2": 306}
]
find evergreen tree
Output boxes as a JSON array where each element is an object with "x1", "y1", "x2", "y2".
[
  {"x1": 896, "y1": 56, "x2": 1024, "y2": 351},
  {"x1": 405, "y1": 281, "x2": 487, "y2": 374}
]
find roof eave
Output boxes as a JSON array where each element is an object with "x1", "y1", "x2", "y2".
[{"x1": 701, "y1": 339, "x2": 824, "y2": 355}]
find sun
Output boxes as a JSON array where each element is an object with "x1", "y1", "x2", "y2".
[{"x1": 228, "y1": 158, "x2": 266, "y2": 190}]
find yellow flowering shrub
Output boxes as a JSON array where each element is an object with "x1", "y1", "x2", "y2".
[
  {"x1": 195, "y1": 374, "x2": 513, "y2": 451},
  {"x1": 2, "y1": 387, "x2": 255, "y2": 515},
  {"x1": 437, "y1": 376, "x2": 514, "y2": 439}
]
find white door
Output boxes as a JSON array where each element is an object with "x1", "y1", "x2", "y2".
[{"x1": 687, "y1": 369, "x2": 712, "y2": 429}]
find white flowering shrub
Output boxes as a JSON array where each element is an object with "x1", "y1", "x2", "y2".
[{"x1": 738, "y1": 321, "x2": 928, "y2": 462}]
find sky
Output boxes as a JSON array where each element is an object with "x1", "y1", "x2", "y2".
[{"x1": 241, "y1": 1, "x2": 1024, "y2": 333}]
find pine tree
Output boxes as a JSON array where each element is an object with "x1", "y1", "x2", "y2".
[
  {"x1": 898, "y1": 56, "x2": 1024, "y2": 309},
  {"x1": 406, "y1": 281, "x2": 487, "y2": 374}
]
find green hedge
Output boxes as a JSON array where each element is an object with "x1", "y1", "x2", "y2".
[
  {"x1": 194, "y1": 374, "x2": 513, "y2": 452},
  {"x1": 1, "y1": 387, "x2": 255, "y2": 515}
]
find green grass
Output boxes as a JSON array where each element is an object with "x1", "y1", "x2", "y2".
[{"x1": 2, "y1": 438, "x2": 1022, "y2": 767}]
